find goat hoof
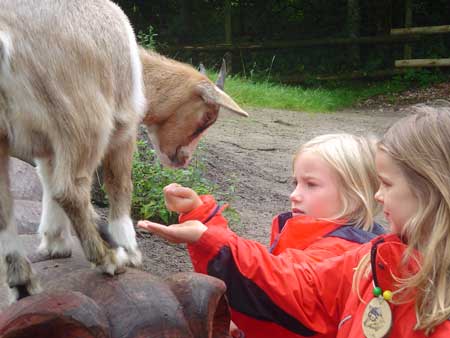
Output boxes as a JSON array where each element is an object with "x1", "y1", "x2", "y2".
[
  {"x1": 38, "y1": 235, "x2": 72, "y2": 259},
  {"x1": 5, "y1": 252, "x2": 42, "y2": 303},
  {"x1": 126, "y1": 247, "x2": 142, "y2": 268},
  {"x1": 100, "y1": 247, "x2": 128, "y2": 276}
]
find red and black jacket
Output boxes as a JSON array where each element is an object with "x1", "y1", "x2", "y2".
[
  {"x1": 179, "y1": 196, "x2": 386, "y2": 338},
  {"x1": 185, "y1": 224, "x2": 450, "y2": 337}
]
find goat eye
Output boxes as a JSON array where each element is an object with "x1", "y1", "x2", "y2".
[
  {"x1": 193, "y1": 129, "x2": 201, "y2": 136},
  {"x1": 192, "y1": 125, "x2": 205, "y2": 138},
  {"x1": 205, "y1": 110, "x2": 217, "y2": 123},
  {"x1": 204, "y1": 111, "x2": 212, "y2": 122}
]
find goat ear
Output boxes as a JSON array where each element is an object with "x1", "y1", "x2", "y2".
[
  {"x1": 196, "y1": 81, "x2": 248, "y2": 117},
  {"x1": 215, "y1": 59, "x2": 227, "y2": 90}
]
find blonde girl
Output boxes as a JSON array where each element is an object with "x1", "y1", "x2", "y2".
[{"x1": 354, "y1": 104, "x2": 450, "y2": 335}]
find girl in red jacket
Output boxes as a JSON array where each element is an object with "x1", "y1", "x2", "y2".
[
  {"x1": 141, "y1": 133, "x2": 384, "y2": 338},
  {"x1": 140, "y1": 105, "x2": 450, "y2": 337}
]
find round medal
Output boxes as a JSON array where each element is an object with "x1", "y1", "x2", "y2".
[{"x1": 362, "y1": 296, "x2": 392, "y2": 338}]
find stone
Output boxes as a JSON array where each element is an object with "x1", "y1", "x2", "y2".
[{"x1": 9, "y1": 158, "x2": 42, "y2": 202}]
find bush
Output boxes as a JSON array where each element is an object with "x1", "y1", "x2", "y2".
[
  {"x1": 131, "y1": 141, "x2": 217, "y2": 224},
  {"x1": 392, "y1": 69, "x2": 447, "y2": 88}
]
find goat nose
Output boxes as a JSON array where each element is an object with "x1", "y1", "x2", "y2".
[{"x1": 169, "y1": 151, "x2": 189, "y2": 168}]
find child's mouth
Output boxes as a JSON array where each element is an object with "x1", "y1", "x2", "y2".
[{"x1": 292, "y1": 208, "x2": 305, "y2": 215}]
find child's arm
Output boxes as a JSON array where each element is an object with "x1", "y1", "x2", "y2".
[{"x1": 139, "y1": 220, "x2": 360, "y2": 336}]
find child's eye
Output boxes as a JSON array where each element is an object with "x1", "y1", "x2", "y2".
[
  {"x1": 307, "y1": 182, "x2": 317, "y2": 188},
  {"x1": 291, "y1": 178, "x2": 298, "y2": 187}
]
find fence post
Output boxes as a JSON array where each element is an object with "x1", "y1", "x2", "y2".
[{"x1": 404, "y1": 0, "x2": 413, "y2": 58}]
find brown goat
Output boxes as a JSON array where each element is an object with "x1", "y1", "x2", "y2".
[{"x1": 0, "y1": 0, "x2": 247, "y2": 304}]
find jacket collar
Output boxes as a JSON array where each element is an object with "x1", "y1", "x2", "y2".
[{"x1": 372, "y1": 234, "x2": 421, "y2": 295}]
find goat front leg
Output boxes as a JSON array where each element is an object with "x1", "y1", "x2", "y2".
[
  {"x1": 35, "y1": 158, "x2": 73, "y2": 259},
  {"x1": 0, "y1": 139, "x2": 41, "y2": 302},
  {"x1": 51, "y1": 163, "x2": 128, "y2": 275},
  {"x1": 103, "y1": 135, "x2": 142, "y2": 267}
]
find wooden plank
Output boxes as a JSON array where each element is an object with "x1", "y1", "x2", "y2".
[
  {"x1": 391, "y1": 25, "x2": 450, "y2": 35},
  {"x1": 395, "y1": 58, "x2": 450, "y2": 67},
  {"x1": 314, "y1": 69, "x2": 408, "y2": 81},
  {"x1": 160, "y1": 34, "x2": 425, "y2": 53}
]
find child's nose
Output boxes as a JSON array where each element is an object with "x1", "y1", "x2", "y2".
[
  {"x1": 374, "y1": 188, "x2": 383, "y2": 204},
  {"x1": 290, "y1": 187, "x2": 302, "y2": 202}
]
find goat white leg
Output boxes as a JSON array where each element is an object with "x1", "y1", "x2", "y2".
[
  {"x1": 108, "y1": 215, "x2": 141, "y2": 266},
  {"x1": 49, "y1": 128, "x2": 129, "y2": 275},
  {"x1": 103, "y1": 133, "x2": 142, "y2": 267},
  {"x1": 36, "y1": 159, "x2": 72, "y2": 258},
  {"x1": 0, "y1": 142, "x2": 41, "y2": 302}
]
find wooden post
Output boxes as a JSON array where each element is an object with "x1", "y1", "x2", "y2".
[
  {"x1": 347, "y1": 0, "x2": 360, "y2": 67},
  {"x1": 224, "y1": 0, "x2": 235, "y2": 73},
  {"x1": 224, "y1": 0, "x2": 232, "y2": 45},
  {"x1": 404, "y1": 0, "x2": 413, "y2": 59}
]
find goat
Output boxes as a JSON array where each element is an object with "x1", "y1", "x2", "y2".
[{"x1": 0, "y1": 0, "x2": 247, "y2": 304}]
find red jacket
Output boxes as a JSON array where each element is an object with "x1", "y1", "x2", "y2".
[
  {"x1": 185, "y1": 226, "x2": 450, "y2": 338},
  {"x1": 180, "y1": 196, "x2": 388, "y2": 338}
]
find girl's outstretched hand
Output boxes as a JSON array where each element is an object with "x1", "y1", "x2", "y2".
[{"x1": 137, "y1": 220, "x2": 207, "y2": 244}]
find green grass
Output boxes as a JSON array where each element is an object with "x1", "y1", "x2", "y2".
[
  {"x1": 214, "y1": 67, "x2": 449, "y2": 112},
  {"x1": 210, "y1": 73, "x2": 410, "y2": 112}
]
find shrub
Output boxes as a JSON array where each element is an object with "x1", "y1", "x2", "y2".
[{"x1": 131, "y1": 140, "x2": 217, "y2": 224}]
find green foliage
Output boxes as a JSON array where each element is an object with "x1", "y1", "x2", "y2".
[
  {"x1": 132, "y1": 140, "x2": 216, "y2": 224},
  {"x1": 132, "y1": 139, "x2": 241, "y2": 227},
  {"x1": 137, "y1": 25, "x2": 158, "y2": 50},
  {"x1": 392, "y1": 69, "x2": 447, "y2": 88}
]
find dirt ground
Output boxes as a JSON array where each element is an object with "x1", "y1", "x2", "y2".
[{"x1": 137, "y1": 84, "x2": 449, "y2": 277}]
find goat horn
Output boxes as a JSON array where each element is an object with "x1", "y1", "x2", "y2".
[
  {"x1": 199, "y1": 63, "x2": 207, "y2": 75},
  {"x1": 215, "y1": 59, "x2": 227, "y2": 90}
]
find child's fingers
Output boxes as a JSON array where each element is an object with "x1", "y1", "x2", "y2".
[
  {"x1": 165, "y1": 186, "x2": 194, "y2": 199},
  {"x1": 137, "y1": 220, "x2": 152, "y2": 228},
  {"x1": 137, "y1": 220, "x2": 166, "y2": 232},
  {"x1": 137, "y1": 220, "x2": 187, "y2": 241},
  {"x1": 137, "y1": 220, "x2": 206, "y2": 243},
  {"x1": 164, "y1": 183, "x2": 181, "y2": 191},
  {"x1": 163, "y1": 183, "x2": 182, "y2": 195},
  {"x1": 137, "y1": 221, "x2": 179, "y2": 242}
]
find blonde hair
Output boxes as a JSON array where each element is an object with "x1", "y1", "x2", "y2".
[
  {"x1": 353, "y1": 104, "x2": 450, "y2": 334},
  {"x1": 294, "y1": 133, "x2": 380, "y2": 231}
]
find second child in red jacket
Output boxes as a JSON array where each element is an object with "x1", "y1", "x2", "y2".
[{"x1": 146, "y1": 133, "x2": 385, "y2": 338}]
